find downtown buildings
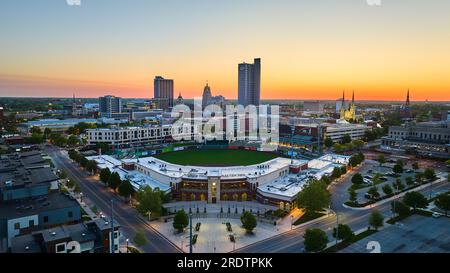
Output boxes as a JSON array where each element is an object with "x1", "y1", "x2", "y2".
[
  {"x1": 238, "y1": 58, "x2": 261, "y2": 107},
  {"x1": 154, "y1": 76, "x2": 174, "y2": 110},
  {"x1": 381, "y1": 121, "x2": 450, "y2": 158}
]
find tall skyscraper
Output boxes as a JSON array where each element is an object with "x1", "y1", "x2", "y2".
[
  {"x1": 238, "y1": 58, "x2": 261, "y2": 106},
  {"x1": 99, "y1": 95, "x2": 122, "y2": 117},
  {"x1": 154, "y1": 76, "x2": 174, "y2": 110}
]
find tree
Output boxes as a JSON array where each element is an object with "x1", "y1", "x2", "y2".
[
  {"x1": 297, "y1": 179, "x2": 331, "y2": 213},
  {"x1": 324, "y1": 137, "x2": 334, "y2": 149},
  {"x1": 49, "y1": 133, "x2": 67, "y2": 147},
  {"x1": 412, "y1": 162, "x2": 420, "y2": 171},
  {"x1": 376, "y1": 154, "x2": 386, "y2": 167},
  {"x1": 331, "y1": 167, "x2": 342, "y2": 180},
  {"x1": 382, "y1": 184, "x2": 393, "y2": 195},
  {"x1": 43, "y1": 128, "x2": 52, "y2": 138},
  {"x1": 136, "y1": 186, "x2": 163, "y2": 216},
  {"x1": 86, "y1": 160, "x2": 97, "y2": 174},
  {"x1": 333, "y1": 143, "x2": 343, "y2": 153},
  {"x1": 342, "y1": 134, "x2": 352, "y2": 144},
  {"x1": 435, "y1": 194, "x2": 450, "y2": 216},
  {"x1": 108, "y1": 172, "x2": 122, "y2": 191},
  {"x1": 80, "y1": 156, "x2": 89, "y2": 168},
  {"x1": 133, "y1": 230, "x2": 148, "y2": 247},
  {"x1": 333, "y1": 224, "x2": 354, "y2": 242},
  {"x1": 303, "y1": 229, "x2": 328, "y2": 253},
  {"x1": 367, "y1": 186, "x2": 380, "y2": 200},
  {"x1": 348, "y1": 189, "x2": 357, "y2": 203},
  {"x1": 423, "y1": 168, "x2": 436, "y2": 181},
  {"x1": 391, "y1": 201, "x2": 411, "y2": 218},
  {"x1": 66, "y1": 179, "x2": 75, "y2": 189},
  {"x1": 99, "y1": 168, "x2": 111, "y2": 186},
  {"x1": 394, "y1": 178, "x2": 405, "y2": 192},
  {"x1": 349, "y1": 153, "x2": 364, "y2": 168},
  {"x1": 351, "y1": 173, "x2": 364, "y2": 185},
  {"x1": 415, "y1": 172, "x2": 424, "y2": 184},
  {"x1": 320, "y1": 175, "x2": 331, "y2": 185},
  {"x1": 396, "y1": 159, "x2": 404, "y2": 168},
  {"x1": 73, "y1": 183, "x2": 81, "y2": 194},
  {"x1": 393, "y1": 163, "x2": 404, "y2": 175},
  {"x1": 352, "y1": 139, "x2": 365, "y2": 150},
  {"x1": 405, "y1": 176, "x2": 414, "y2": 186},
  {"x1": 67, "y1": 135, "x2": 79, "y2": 147},
  {"x1": 241, "y1": 211, "x2": 257, "y2": 233},
  {"x1": 340, "y1": 166, "x2": 347, "y2": 175},
  {"x1": 368, "y1": 210, "x2": 384, "y2": 230},
  {"x1": 58, "y1": 170, "x2": 68, "y2": 180},
  {"x1": 173, "y1": 210, "x2": 189, "y2": 232},
  {"x1": 118, "y1": 180, "x2": 135, "y2": 200},
  {"x1": 403, "y1": 192, "x2": 428, "y2": 212},
  {"x1": 30, "y1": 126, "x2": 42, "y2": 134}
]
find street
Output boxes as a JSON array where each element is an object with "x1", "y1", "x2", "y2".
[
  {"x1": 45, "y1": 146, "x2": 181, "y2": 253},
  {"x1": 236, "y1": 162, "x2": 450, "y2": 253}
]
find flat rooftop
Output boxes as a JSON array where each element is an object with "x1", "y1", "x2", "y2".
[
  {"x1": 137, "y1": 157, "x2": 308, "y2": 180},
  {"x1": 0, "y1": 192, "x2": 80, "y2": 220}
]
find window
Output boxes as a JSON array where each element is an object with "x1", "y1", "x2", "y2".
[
  {"x1": 68, "y1": 211, "x2": 73, "y2": 218},
  {"x1": 14, "y1": 223, "x2": 20, "y2": 230},
  {"x1": 43, "y1": 216, "x2": 49, "y2": 223},
  {"x1": 56, "y1": 244, "x2": 66, "y2": 253},
  {"x1": 29, "y1": 220, "x2": 35, "y2": 227}
]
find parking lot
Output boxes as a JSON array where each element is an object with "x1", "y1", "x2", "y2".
[
  {"x1": 353, "y1": 162, "x2": 427, "y2": 203},
  {"x1": 340, "y1": 215, "x2": 450, "y2": 253}
]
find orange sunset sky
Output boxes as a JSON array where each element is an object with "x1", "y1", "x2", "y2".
[{"x1": 1, "y1": 0, "x2": 450, "y2": 101}]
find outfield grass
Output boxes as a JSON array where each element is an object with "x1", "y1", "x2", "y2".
[{"x1": 155, "y1": 149, "x2": 279, "y2": 166}]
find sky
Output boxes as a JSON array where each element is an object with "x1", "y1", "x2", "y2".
[{"x1": 1, "y1": 0, "x2": 450, "y2": 101}]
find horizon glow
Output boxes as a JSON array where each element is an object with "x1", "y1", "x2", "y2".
[{"x1": 1, "y1": 0, "x2": 450, "y2": 101}]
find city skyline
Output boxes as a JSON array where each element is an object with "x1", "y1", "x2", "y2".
[{"x1": 1, "y1": 0, "x2": 450, "y2": 101}]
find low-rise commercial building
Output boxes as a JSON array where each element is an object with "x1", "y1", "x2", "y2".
[
  {"x1": 381, "y1": 121, "x2": 450, "y2": 158},
  {"x1": 0, "y1": 151, "x2": 82, "y2": 250},
  {"x1": 10, "y1": 218, "x2": 120, "y2": 253}
]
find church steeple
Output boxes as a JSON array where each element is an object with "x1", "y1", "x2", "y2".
[
  {"x1": 406, "y1": 89, "x2": 410, "y2": 107},
  {"x1": 352, "y1": 90, "x2": 355, "y2": 104}
]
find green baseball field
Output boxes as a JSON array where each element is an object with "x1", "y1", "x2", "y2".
[{"x1": 154, "y1": 149, "x2": 279, "y2": 166}]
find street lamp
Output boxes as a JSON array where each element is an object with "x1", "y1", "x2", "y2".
[
  {"x1": 126, "y1": 238, "x2": 129, "y2": 253},
  {"x1": 79, "y1": 192, "x2": 83, "y2": 203},
  {"x1": 148, "y1": 211, "x2": 152, "y2": 221},
  {"x1": 189, "y1": 212, "x2": 193, "y2": 254},
  {"x1": 290, "y1": 215, "x2": 294, "y2": 230}
]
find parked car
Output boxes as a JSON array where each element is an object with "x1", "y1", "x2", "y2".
[
  {"x1": 379, "y1": 177, "x2": 388, "y2": 181},
  {"x1": 364, "y1": 175, "x2": 373, "y2": 180},
  {"x1": 363, "y1": 178, "x2": 373, "y2": 185},
  {"x1": 405, "y1": 169, "x2": 414, "y2": 173},
  {"x1": 432, "y1": 213, "x2": 443, "y2": 218}
]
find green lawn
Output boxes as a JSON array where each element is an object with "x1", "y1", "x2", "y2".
[
  {"x1": 155, "y1": 149, "x2": 279, "y2": 166},
  {"x1": 293, "y1": 211, "x2": 326, "y2": 226}
]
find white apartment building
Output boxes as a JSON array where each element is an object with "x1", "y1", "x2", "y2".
[{"x1": 87, "y1": 126, "x2": 171, "y2": 147}]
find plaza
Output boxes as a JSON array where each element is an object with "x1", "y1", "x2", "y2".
[{"x1": 152, "y1": 202, "x2": 302, "y2": 253}]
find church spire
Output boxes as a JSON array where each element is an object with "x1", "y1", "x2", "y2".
[
  {"x1": 352, "y1": 90, "x2": 355, "y2": 104},
  {"x1": 406, "y1": 89, "x2": 410, "y2": 106}
]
